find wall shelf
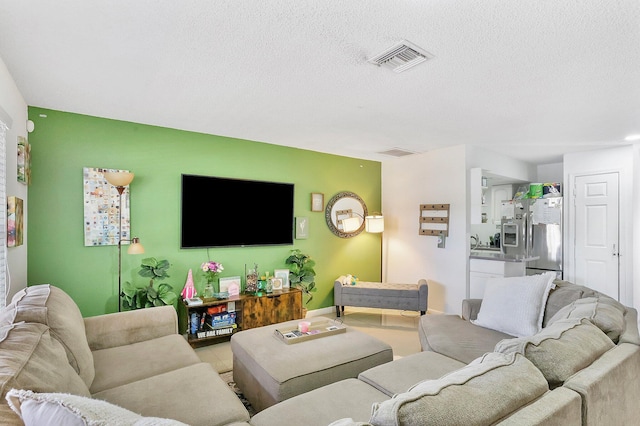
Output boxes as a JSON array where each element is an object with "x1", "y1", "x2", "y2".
[{"x1": 419, "y1": 204, "x2": 450, "y2": 236}]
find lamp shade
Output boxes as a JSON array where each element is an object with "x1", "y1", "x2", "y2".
[
  {"x1": 127, "y1": 237, "x2": 145, "y2": 254},
  {"x1": 103, "y1": 171, "x2": 134, "y2": 187},
  {"x1": 365, "y1": 215, "x2": 384, "y2": 233}
]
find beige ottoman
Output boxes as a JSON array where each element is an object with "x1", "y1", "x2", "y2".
[{"x1": 231, "y1": 317, "x2": 393, "y2": 412}]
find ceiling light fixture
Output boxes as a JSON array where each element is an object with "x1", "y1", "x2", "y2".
[
  {"x1": 624, "y1": 134, "x2": 640, "y2": 141},
  {"x1": 368, "y1": 39, "x2": 434, "y2": 73}
]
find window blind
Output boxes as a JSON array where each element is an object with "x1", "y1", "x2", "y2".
[{"x1": 0, "y1": 122, "x2": 7, "y2": 307}]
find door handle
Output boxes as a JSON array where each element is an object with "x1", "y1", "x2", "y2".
[{"x1": 612, "y1": 244, "x2": 619, "y2": 257}]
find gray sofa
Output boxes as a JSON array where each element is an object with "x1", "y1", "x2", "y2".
[
  {"x1": 247, "y1": 279, "x2": 640, "y2": 425},
  {"x1": 0, "y1": 284, "x2": 251, "y2": 426}
]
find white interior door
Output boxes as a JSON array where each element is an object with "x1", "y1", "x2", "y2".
[{"x1": 573, "y1": 172, "x2": 619, "y2": 299}]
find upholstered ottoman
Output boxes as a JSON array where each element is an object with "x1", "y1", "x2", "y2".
[{"x1": 231, "y1": 317, "x2": 393, "y2": 412}]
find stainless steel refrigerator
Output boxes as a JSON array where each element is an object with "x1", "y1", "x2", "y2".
[{"x1": 500, "y1": 197, "x2": 563, "y2": 278}]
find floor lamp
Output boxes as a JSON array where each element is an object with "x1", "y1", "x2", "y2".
[{"x1": 103, "y1": 171, "x2": 145, "y2": 311}]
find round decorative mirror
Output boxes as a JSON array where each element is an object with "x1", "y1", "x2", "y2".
[{"x1": 325, "y1": 191, "x2": 368, "y2": 238}]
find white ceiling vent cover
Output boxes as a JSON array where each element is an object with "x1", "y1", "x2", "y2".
[
  {"x1": 368, "y1": 40, "x2": 433, "y2": 73},
  {"x1": 378, "y1": 148, "x2": 416, "y2": 157}
]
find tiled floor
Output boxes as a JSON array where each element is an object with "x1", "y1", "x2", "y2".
[{"x1": 195, "y1": 307, "x2": 422, "y2": 373}]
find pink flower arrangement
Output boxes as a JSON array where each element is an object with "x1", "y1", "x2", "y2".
[{"x1": 201, "y1": 261, "x2": 224, "y2": 282}]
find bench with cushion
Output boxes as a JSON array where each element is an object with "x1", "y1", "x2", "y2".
[{"x1": 333, "y1": 276, "x2": 428, "y2": 317}]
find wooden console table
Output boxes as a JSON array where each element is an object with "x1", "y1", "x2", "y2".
[{"x1": 178, "y1": 288, "x2": 303, "y2": 347}]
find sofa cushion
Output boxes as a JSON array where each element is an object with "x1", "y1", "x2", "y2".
[
  {"x1": 472, "y1": 272, "x2": 556, "y2": 337},
  {"x1": 495, "y1": 318, "x2": 615, "y2": 388},
  {"x1": 92, "y1": 363, "x2": 251, "y2": 426},
  {"x1": 90, "y1": 334, "x2": 201, "y2": 393},
  {"x1": 542, "y1": 279, "x2": 600, "y2": 326},
  {"x1": 369, "y1": 352, "x2": 549, "y2": 426},
  {"x1": 419, "y1": 314, "x2": 512, "y2": 364},
  {"x1": 358, "y1": 350, "x2": 466, "y2": 396},
  {"x1": 547, "y1": 296, "x2": 626, "y2": 343},
  {"x1": 9, "y1": 284, "x2": 95, "y2": 388},
  {"x1": 0, "y1": 322, "x2": 91, "y2": 400},
  {"x1": 6, "y1": 389, "x2": 188, "y2": 425}
]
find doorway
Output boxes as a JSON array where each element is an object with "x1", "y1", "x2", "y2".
[{"x1": 572, "y1": 172, "x2": 620, "y2": 300}]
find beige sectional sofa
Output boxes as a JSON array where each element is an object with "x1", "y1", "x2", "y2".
[
  {"x1": 247, "y1": 279, "x2": 640, "y2": 425},
  {"x1": 0, "y1": 284, "x2": 251, "y2": 425},
  {"x1": 2, "y1": 280, "x2": 638, "y2": 425}
]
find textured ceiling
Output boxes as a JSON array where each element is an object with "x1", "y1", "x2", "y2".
[{"x1": 1, "y1": 1, "x2": 639, "y2": 164}]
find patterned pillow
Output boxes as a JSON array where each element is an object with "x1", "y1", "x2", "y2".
[
  {"x1": 495, "y1": 318, "x2": 615, "y2": 388},
  {"x1": 369, "y1": 352, "x2": 548, "y2": 426},
  {"x1": 546, "y1": 296, "x2": 626, "y2": 343},
  {"x1": 472, "y1": 272, "x2": 556, "y2": 337}
]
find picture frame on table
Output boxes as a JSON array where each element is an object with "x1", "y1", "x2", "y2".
[
  {"x1": 274, "y1": 269, "x2": 290, "y2": 288},
  {"x1": 311, "y1": 193, "x2": 324, "y2": 212},
  {"x1": 271, "y1": 278, "x2": 283, "y2": 291},
  {"x1": 219, "y1": 276, "x2": 241, "y2": 297}
]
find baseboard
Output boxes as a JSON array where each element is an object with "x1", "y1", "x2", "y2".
[
  {"x1": 305, "y1": 306, "x2": 442, "y2": 317},
  {"x1": 304, "y1": 306, "x2": 335, "y2": 318}
]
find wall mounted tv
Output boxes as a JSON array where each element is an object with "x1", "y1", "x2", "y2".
[{"x1": 181, "y1": 174, "x2": 295, "y2": 248}]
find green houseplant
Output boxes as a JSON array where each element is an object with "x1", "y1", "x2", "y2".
[
  {"x1": 121, "y1": 257, "x2": 178, "y2": 309},
  {"x1": 285, "y1": 249, "x2": 317, "y2": 305}
]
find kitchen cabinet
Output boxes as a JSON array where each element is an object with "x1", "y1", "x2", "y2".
[
  {"x1": 469, "y1": 258, "x2": 525, "y2": 298},
  {"x1": 491, "y1": 184, "x2": 514, "y2": 224}
]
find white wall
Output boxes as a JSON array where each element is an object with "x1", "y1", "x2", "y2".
[
  {"x1": 382, "y1": 145, "x2": 467, "y2": 314},
  {"x1": 564, "y1": 146, "x2": 636, "y2": 311},
  {"x1": 0, "y1": 55, "x2": 28, "y2": 303},
  {"x1": 382, "y1": 145, "x2": 538, "y2": 315}
]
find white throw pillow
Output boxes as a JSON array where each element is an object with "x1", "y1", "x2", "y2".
[
  {"x1": 6, "y1": 389, "x2": 188, "y2": 426},
  {"x1": 471, "y1": 272, "x2": 556, "y2": 337}
]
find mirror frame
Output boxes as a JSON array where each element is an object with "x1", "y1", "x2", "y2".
[{"x1": 325, "y1": 191, "x2": 368, "y2": 238}]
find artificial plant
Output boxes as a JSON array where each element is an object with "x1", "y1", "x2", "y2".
[
  {"x1": 285, "y1": 249, "x2": 317, "y2": 305},
  {"x1": 121, "y1": 257, "x2": 178, "y2": 309}
]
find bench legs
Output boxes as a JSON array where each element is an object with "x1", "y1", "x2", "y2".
[{"x1": 336, "y1": 306, "x2": 425, "y2": 317}]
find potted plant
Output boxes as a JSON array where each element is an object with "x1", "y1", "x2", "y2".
[
  {"x1": 285, "y1": 249, "x2": 317, "y2": 305},
  {"x1": 121, "y1": 257, "x2": 178, "y2": 309}
]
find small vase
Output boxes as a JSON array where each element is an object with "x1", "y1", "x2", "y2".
[{"x1": 203, "y1": 283, "x2": 214, "y2": 298}]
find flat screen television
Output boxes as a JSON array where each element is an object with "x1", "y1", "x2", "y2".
[{"x1": 181, "y1": 174, "x2": 295, "y2": 248}]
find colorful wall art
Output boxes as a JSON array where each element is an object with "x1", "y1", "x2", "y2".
[
  {"x1": 17, "y1": 136, "x2": 30, "y2": 185},
  {"x1": 83, "y1": 167, "x2": 130, "y2": 246},
  {"x1": 7, "y1": 196, "x2": 23, "y2": 247}
]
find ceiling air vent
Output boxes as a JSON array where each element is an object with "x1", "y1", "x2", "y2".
[
  {"x1": 368, "y1": 40, "x2": 433, "y2": 73},
  {"x1": 378, "y1": 148, "x2": 416, "y2": 157}
]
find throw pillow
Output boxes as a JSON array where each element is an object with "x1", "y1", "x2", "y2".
[
  {"x1": 368, "y1": 352, "x2": 548, "y2": 426},
  {"x1": 6, "y1": 389, "x2": 189, "y2": 426},
  {"x1": 546, "y1": 296, "x2": 626, "y2": 343},
  {"x1": 471, "y1": 272, "x2": 556, "y2": 337},
  {"x1": 495, "y1": 318, "x2": 615, "y2": 388}
]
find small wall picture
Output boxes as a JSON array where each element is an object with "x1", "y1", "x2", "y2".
[
  {"x1": 17, "y1": 136, "x2": 31, "y2": 185},
  {"x1": 7, "y1": 196, "x2": 23, "y2": 247},
  {"x1": 295, "y1": 216, "x2": 309, "y2": 239},
  {"x1": 274, "y1": 269, "x2": 289, "y2": 288},
  {"x1": 311, "y1": 193, "x2": 324, "y2": 212}
]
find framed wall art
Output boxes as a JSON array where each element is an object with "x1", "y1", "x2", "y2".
[
  {"x1": 83, "y1": 167, "x2": 131, "y2": 246},
  {"x1": 295, "y1": 217, "x2": 309, "y2": 239},
  {"x1": 311, "y1": 193, "x2": 324, "y2": 212},
  {"x1": 17, "y1": 136, "x2": 30, "y2": 185},
  {"x1": 7, "y1": 196, "x2": 23, "y2": 247}
]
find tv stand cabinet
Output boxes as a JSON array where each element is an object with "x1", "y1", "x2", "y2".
[{"x1": 179, "y1": 288, "x2": 303, "y2": 347}]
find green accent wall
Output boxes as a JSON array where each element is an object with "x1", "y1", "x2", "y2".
[{"x1": 26, "y1": 108, "x2": 382, "y2": 317}]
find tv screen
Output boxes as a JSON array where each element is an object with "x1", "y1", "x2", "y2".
[{"x1": 181, "y1": 174, "x2": 295, "y2": 248}]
